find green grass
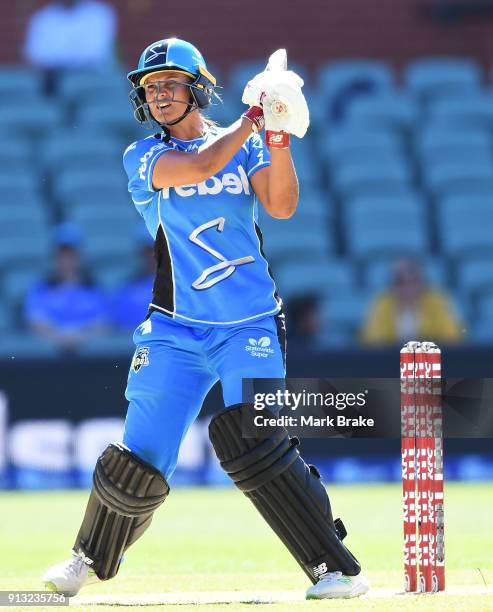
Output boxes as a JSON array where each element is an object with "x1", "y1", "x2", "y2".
[{"x1": 0, "y1": 484, "x2": 492, "y2": 611}]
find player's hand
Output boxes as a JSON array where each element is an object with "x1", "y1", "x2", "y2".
[{"x1": 241, "y1": 49, "x2": 309, "y2": 147}]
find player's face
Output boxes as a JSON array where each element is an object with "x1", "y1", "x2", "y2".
[{"x1": 143, "y1": 71, "x2": 194, "y2": 124}]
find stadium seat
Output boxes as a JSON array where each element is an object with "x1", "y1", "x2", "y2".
[
  {"x1": 0, "y1": 99, "x2": 62, "y2": 135},
  {"x1": 332, "y1": 159, "x2": 413, "y2": 198},
  {"x1": 0, "y1": 301, "x2": 13, "y2": 331},
  {"x1": 319, "y1": 289, "x2": 371, "y2": 336},
  {"x1": 0, "y1": 66, "x2": 43, "y2": 98},
  {"x1": 58, "y1": 70, "x2": 128, "y2": 105},
  {"x1": 364, "y1": 257, "x2": 448, "y2": 290},
  {"x1": 259, "y1": 218, "x2": 334, "y2": 264},
  {"x1": 423, "y1": 160, "x2": 493, "y2": 197},
  {"x1": 312, "y1": 60, "x2": 393, "y2": 125},
  {"x1": 53, "y1": 169, "x2": 128, "y2": 207},
  {"x1": 317, "y1": 60, "x2": 393, "y2": 100},
  {"x1": 416, "y1": 127, "x2": 492, "y2": 165},
  {"x1": 290, "y1": 137, "x2": 321, "y2": 186},
  {"x1": 346, "y1": 91, "x2": 419, "y2": 132},
  {"x1": 428, "y1": 94, "x2": 493, "y2": 128},
  {"x1": 345, "y1": 194, "x2": 427, "y2": 259},
  {"x1": 1, "y1": 265, "x2": 49, "y2": 308},
  {"x1": 456, "y1": 256, "x2": 493, "y2": 296},
  {"x1": 77, "y1": 99, "x2": 135, "y2": 135},
  {"x1": 228, "y1": 59, "x2": 268, "y2": 95},
  {"x1": 320, "y1": 127, "x2": 402, "y2": 166},
  {"x1": 78, "y1": 334, "x2": 134, "y2": 357},
  {"x1": 404, "y1": 57, "x2": 481, "y2": 100},
  {"x1": 42, "y1": 131, "x2": 123, "y2": 172},
  {"x1": 275, "y1": 258, "x2": 356, "y2": 299},
  {"x1": 0, "y1": 139, "x2": 32, "y2": 174},
  {"x1": 438, "y1": 195, "x2": 493, "y2": 257},
  {"x1": 0, "y1": 333, "x2": 60, "y2": 358}
]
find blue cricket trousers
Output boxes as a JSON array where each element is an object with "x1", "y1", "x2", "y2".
[{"x1": 123, "y1": 310, "x2": 286, "y2": 479}]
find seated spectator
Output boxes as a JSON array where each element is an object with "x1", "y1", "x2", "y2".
[
  {"x1": 23, "y1": 0, "x2": 117, "y2": 93},
  {"x1": 360, "y1": 257, "x2": 463, "y2": 346},
  {"x1": 24, "y1": 223, "x2": 108, "y2": 353},
  {"x1": 286, "y1": 293, "x2": 322, "y2": 353},
  {"x1": 110, "y1": 228, "x2": 156, "y2": 330}
]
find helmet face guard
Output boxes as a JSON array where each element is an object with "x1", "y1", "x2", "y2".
[{"x1": 127, "y1": 38, "x2": 218, "y2": 130}]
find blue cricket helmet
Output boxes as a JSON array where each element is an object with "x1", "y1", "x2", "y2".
[{"x1": 127, "y1": 38, "x2": 217, "y2": 127}]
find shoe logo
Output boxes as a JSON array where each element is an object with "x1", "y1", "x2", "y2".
[
  {"x1": 76, "y1": 549, "x2": 94, "y2": 566},
  {"x1": 245, "y1": 337, "x2": 274, "y2": 358},
  {"x1": 132, "y1": 347, "x2": 150, "y2": 372},
  {"x1": 313, "y1": 562, "x2": 328, "y2": 578}
]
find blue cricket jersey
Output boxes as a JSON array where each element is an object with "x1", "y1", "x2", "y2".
[{"x1": 123, "y1": 125, "x2": 282, "y2": 326}]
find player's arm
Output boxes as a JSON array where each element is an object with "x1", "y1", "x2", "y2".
[
  {"x1": 250, "y1": 150, "x2": 299, "y2": 219},
  {"x1": 152, "y1": 110, "x2": 262, "y2": 190}
]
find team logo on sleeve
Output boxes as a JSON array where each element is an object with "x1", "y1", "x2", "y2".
[{"x1": 132, "y1": 347, "x2": 150, "y2": 372}]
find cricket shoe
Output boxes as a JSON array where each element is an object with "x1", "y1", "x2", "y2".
[
  {"x1": 42, "y1": 551, "x2": 101, "y2": 596},
  {"x1": 306, "y1": 571, "x2": 370, "y2": 599}
]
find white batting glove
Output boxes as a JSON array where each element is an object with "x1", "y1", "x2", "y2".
[{"x1": 242, "y1": 49, "x2": 310, "y2": 148}]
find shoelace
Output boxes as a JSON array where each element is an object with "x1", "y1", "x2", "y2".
[
  {"x1": 318, "y1": 570, "x2": 342, "y2": 583},
  {"x1": 66, "y1": 555, "x2": 85, "y2": 578}
]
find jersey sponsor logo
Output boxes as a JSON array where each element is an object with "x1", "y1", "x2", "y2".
[
  {"x1": 132, "y1": 347, "x2": 150, "y2": 372},
  {"x1": 189, "y1": 217, "x2": 255, "y2": 290},
  {"x1": 245, "y1": 336, "x2": 274, "y2": 358},
  {"x1": 162, "y1": 165, "x2": 250, "y2": 199},
  {"x1": 138, "y1": 144, "x2": 167, "y2": 181}
]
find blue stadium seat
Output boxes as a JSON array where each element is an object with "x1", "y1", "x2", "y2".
[
  {"x1": 2, "y1": 265, "x2": 49, "y2": 307},
  {"x1": 81, "y1": 224, "x2": 142, "y2": 264},
  {"x1": 58, "y1": 70, "x2": 128, "y2": 104},
  {"x1": 0, "y1": 100, "x2": 61, "y2": 134},
  {"x1": 43, "y1": 131, "x2": 123, "y2": 171},
  {"x1": 456, "y1": 256, "x2": 493, "y2": 296},
  {"x1": 404, "y1": 57, "x2": 481, "y2": 99},
  {"x1": 346, "y1": 92, "x2": 419, "y2": 131},
  {"x1": 428, "y1": 94, "x2": 493, "y2": 128},
  {"x1": 345, "y1": 194, "x2": 427, "y2": 259},
  {"x1": 289, "y1": 137, "x2": 320, "y2": 186},
  {"x1": 332, "y1": 159, "x2": 412, "y2": 198},
  {"x1": 0, "y1": 198, "x2": 48, "y2": 226},
  {"x1": 259, "y1": 216, "x2": 334, "y2": 264},
  {"x1": 275, "y1": 258, "x2": 356, "y2": 299},
  {"x1": 416, "y1": 127, "x2": 492, "y2": 165},
  {"x1": 0, "y1": 223, "x2": 52, "y2": 268},
  {"x1": 319, "y1": 289, "x2": 370, "y2": 335},
  {"x1": 317, "y1": 60, "x2": 393, "y2": 99},
  {"x1": 0, "y1": 301, "x2": 13, "y2": 331},
  {"x1": 312, "y1": 60, "x2": 393, "y2": 126},
  {"x1": 296, "y1": 187, "x2": 333, "y2": 218},
  {"x1": 77, "y1": 99, "x2": 135, "y2": 135},
  {"x1": 423, "y1": 160, "x2": 493, "y2": 197},
  {"x1": 0, "y1": 333, "x2": 60, "y2": 358},
  {"x1": 0, "y1": 139, "x2": 32, "y2": 173},
  {"x1": 78, "y1": 334, "x2": 134, "y2": 357},
  {"x1": 0, "y1": 174, "x2": 40, "y2": 196},
  {"x1": 0, "y1": 67, "x2": 43, "y2": 98},
  {"x1": 438, "y1": 195, "x2": 493, "y2": 257},
  {"x1": 53, "y1": 169, "x2": 128, "y2": 206},
  {"x1": 364, "y1": 258, "x2": 448, "y2": 290},
  {"x1": 228, "y1": 59, "x2": 267, "y2": 95},
  {"x1": 320, "y1": 127, "x2": 402, "y2": 166}
]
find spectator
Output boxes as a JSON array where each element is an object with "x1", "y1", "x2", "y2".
[
  {"x1": 24, "y1": 223, "x2": 108, "y2": 353},
  {"x1": 23, "y1": 0, "x2": 117, "y2": 93},
  {"x1": 110, "y1": 227, "x2": 156, "y2": 330},
  {"x1": 286, "y1": 293, "x2": 322, "y2": 352},
  {"x1": 360, "y1": 257, "x2": 463, "y2": 346}
]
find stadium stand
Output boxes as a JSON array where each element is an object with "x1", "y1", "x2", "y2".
[{"x1": 2, "y1": 54, "x2": 493, "y2": 352}]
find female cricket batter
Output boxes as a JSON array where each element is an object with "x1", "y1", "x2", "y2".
[{"x1": 43, "y1": 38, "x2": 368, "y2": 600}]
